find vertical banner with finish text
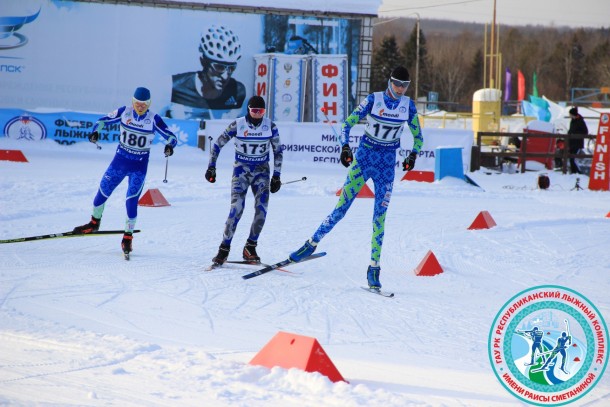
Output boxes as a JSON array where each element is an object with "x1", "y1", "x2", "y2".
[
  {"x1": 588, "y1": 113, "x2": 610, "y2": 191},
  {"x1": 253, "y1": 54, "x2": 273, "y2": 115},
  {"x1": 311, "y1": 55, "x2": 348, "y2": 123},
  {"x1": 271, "y1": 54, "x2": 307, "y2": 122}
]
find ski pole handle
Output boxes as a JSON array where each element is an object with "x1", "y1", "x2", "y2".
[{"x1": 282, "y1": 176, "x2": 307, "y2": 185}]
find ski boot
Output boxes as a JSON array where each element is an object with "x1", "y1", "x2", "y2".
[
  {"x1": 121, "y1": 232, "x2": 133, "y2": 260},
  {"x1": 73, "y1": 216, "x2": 101, "y2": 234},
  {"x1": 243, "y1": 239, "x2": 260, "y2": 263},
  {"x1": 212, "y1": 244, "x2": 230, "y2": 265},
  {"x1": 289, "y1": 239, "x2": 317, "y2": 262},
  {"x1": 367, "y1": 265, "x2": 382, "y2": 289}
]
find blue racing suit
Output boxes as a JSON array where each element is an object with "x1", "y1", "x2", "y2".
[{"x1": 91, "y1": 106, "x2": 177, "y2": 231}]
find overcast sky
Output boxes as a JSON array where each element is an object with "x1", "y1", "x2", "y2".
[{"x1": 378, "y1": 0, "x2": 608, "y2": 28}]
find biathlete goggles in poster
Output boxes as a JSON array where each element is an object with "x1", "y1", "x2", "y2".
[
  {"x1": 390, "y1": 77, "x2": 411, "y2": 88},
  {"x1": 248, "y1": 107, "x2": 266, "y2": 115},
  {"x1": 209, "y1": 62, "x2": 237, "y2": 74}
]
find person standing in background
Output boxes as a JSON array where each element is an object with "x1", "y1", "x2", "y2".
[{"x1": 567, "y1": 107, "x2": 588, "y2": 174}]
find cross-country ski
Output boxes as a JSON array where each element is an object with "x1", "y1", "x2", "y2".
[
  {"x1": 241, "y1": 253, "x2": 326, "y2": 279},
  {"x1": 0, "y1": 230, "x2": 141, "y2": 244}
]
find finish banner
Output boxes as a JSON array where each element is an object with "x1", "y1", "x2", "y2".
[
  {"x1": 253, "y1": 54, "x2": 273, "y2": 113},
  {"x1": 588, "y1": 113, "x2": 610, "y2": 191},
  {"x1": 311, "y1": 55, "x2": 348, "y2": 123}
]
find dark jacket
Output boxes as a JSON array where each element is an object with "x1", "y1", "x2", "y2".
[{"x1": 568, "y1": 114, "x2": 588, "y2": 151}]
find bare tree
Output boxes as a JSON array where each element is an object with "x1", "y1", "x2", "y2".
[
  {"x1": 427, "y1": 32, "x2": 477, "y2": 106},
  {"x1": 372, "y1": 19, "x2": 609, "y2": 106}
]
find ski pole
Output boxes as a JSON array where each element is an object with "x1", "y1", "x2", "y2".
[
  {"x1": 320, "y1": 107, "x2": 343, "y2": 147},
  {"x1": 94, "y1": 142, "x2": 102, "y2": 150},
  {"x1": 163, "y1": 155, "x2": 169, "y2": 183},
  {"x1": 282, "y1": 176, "x2": 307, "y2": 185}
]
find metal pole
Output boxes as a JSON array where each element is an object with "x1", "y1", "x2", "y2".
[
  {"x1": 415, "y1": 15, "x2": 420, "y2": 101},
  {"x1": 490, "y1": 0, "x2": 496, "y2": 88}
]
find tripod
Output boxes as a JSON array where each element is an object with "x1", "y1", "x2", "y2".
[{"x1": 571, "y1": 177, "x2": 584, "y2": 191}]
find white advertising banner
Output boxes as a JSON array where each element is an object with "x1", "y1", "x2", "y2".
[
  {"x1": 204, "y1": 119, "x2": 473, "y2": 174},
  {"x1": 311, "y1": 55, "x2": 348, "y2": 123},
  {"x1": 271, "y1": 54, "x2": 307, "y2": 122}
]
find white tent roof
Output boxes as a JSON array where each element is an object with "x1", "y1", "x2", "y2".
[{"x1": 164, "y1": 0, "x2": 382, "y2": 16}]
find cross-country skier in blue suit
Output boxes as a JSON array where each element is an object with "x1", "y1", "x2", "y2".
[
  {"x1": 73, "y1": 87, "x2": 177, "y2": 257},
  {"x1": 289, "y1": 66, "x2": 424, "y2": 290}
]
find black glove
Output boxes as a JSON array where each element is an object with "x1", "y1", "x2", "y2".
[
  {"x1": 270, "y1": 175, "x2": 281, "y2": 193},
  {"x1": 164, "y1": 144, "x2": 174, "y2": 157},
  {"x1": 88, "y1": 131, "x2": 99, "y2": 143},
  {"x1": 205, "y1": 167, "x2": 216, "y2": 183},
  {"x1": 340, "y1": 144, "x2": 353, "y2": 168},
  {"x1": 402, "y1": 152, "x2": 418, "y2": 171}
]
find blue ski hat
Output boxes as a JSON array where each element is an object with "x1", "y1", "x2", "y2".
[{"x1": 133, "y1": 87, "x2": 151, "y2": 102}]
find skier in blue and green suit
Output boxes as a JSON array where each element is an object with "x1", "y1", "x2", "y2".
[{"x1": 289, "y1": 66, "x2": 424, "y2": 289}]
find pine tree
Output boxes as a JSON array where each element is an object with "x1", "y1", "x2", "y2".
[{"x1": 370, "y1": 35, "x2": 403, "y2": 92}]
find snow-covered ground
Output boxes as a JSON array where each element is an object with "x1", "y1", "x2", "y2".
[{"x1": 1, "y1": 137, "x2": 609, "y2": 406}]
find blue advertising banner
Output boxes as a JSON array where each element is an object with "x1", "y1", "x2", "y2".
[{"x1": 0, "y1": 109, "x2": 200, "y2": 147}]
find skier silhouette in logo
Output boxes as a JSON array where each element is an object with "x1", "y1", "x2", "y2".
[
  {"x1": 19, "y1": 125, "x2": 35, "y2": 141},
  {"x1": 536, "y1": 331, "x2": 572, "y2": 374},
  {"x1": 523, "y1": 327, "x2": 546, "y2": 366}
]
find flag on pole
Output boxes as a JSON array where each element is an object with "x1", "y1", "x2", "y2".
[
  {"x1": 529, "y1": 95, "x2": 551, "y2": 121},
  {"x1": 504, "y1": 68, "x2": 511, "y2": 102},
  {"x1": 532, "y1": 72, "x2": 539, "y2": 97},
  {"x1": 517, "y1": 70, "x2": 525, "y2": 101}
]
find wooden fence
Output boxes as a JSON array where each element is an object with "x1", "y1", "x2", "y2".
[{"x1": 471, "y1": 132, "x2": 595, "y2": 174}]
